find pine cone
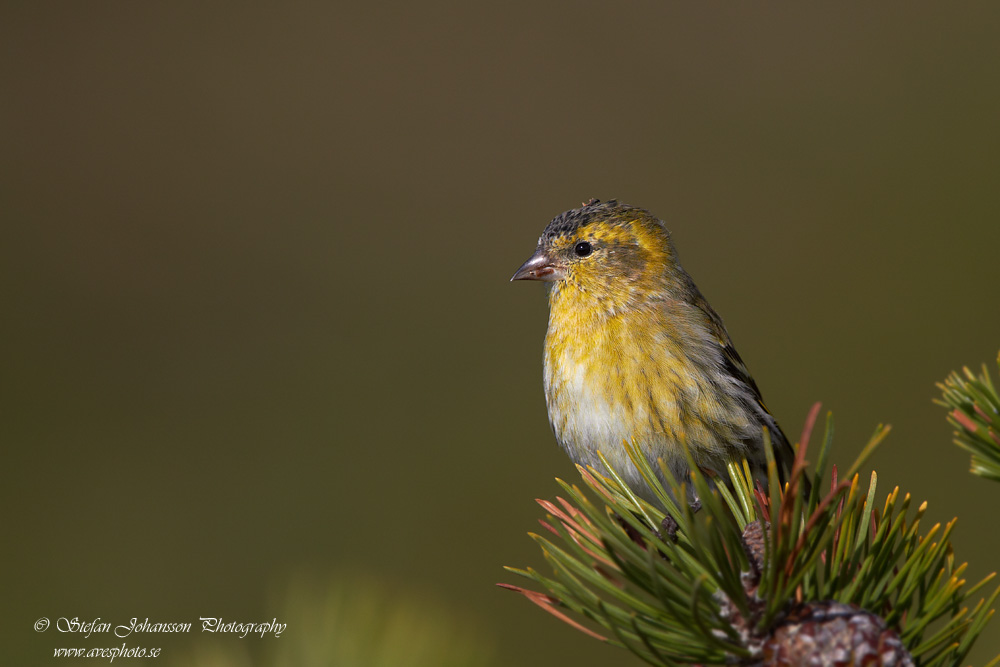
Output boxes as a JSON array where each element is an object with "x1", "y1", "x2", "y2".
[
  {"x1": 742, "y1": 520, "x2": 768, "y2": 573},
  {"x1": 760, "y1": 601, "x2": 913, "y2": 667}
]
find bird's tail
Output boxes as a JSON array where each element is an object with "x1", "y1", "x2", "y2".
[{"x1": 771, "y1": 424, "x2": 812, "y2": 498}]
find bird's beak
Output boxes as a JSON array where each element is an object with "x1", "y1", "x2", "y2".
[{"x1": 511, "y1": 249, "x2": 561, "y2": 282}]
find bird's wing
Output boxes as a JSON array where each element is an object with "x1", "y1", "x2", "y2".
[
  {"x1": 720, "y1": 340, "x2": 798, "y2": 475},
  {"x1": 687, "y1": 284, "x2": 799, "y2": 482}
]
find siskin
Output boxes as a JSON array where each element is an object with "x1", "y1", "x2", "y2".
[{"x1": 512, "y1": 199, "x2": 796, "y2": 505}]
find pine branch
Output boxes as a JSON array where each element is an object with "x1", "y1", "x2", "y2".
[
  {"x1": 501, "y1": 405, "x2": 999, "y2": 666},
  {"x1": 936, "y1": 351, "x2": 1000, "y2": 482}
]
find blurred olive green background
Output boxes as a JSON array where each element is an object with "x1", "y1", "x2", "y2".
[{"x1": 4, "y1": 3, "x2": 1000, "y2": 666}]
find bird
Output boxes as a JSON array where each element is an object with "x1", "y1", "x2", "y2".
[{"x1": 511, "y1": 199, "x2": 796, "y2": 508}]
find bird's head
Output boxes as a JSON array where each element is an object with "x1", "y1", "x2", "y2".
[{"x1": 511, "y1": 199, "x2": 680, "y2": 309}]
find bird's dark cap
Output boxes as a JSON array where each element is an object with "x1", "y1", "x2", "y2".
[{"x1": 540, "y1": 198, "x2": 630, "y2": 243}]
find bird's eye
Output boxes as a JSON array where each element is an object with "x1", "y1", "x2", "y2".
[{"x1": 574, "y1": 241, "x2": 593, "y2": 257}]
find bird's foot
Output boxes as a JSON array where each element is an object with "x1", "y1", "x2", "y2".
[{"x1": 658, "y1": 498, "x2": 702, "y2": 542}]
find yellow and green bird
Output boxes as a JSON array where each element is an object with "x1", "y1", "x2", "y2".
[{"x1": 512, "y1": 199, "x2": 796, "y2": 505}]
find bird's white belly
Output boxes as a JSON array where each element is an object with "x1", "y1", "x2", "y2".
[{"x1": 545, "y1": 360, "x2": 688, "y2": 503}]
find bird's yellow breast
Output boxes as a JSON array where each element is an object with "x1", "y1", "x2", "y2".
[{"x1": 543, "y1": 281, "x2": 754, "y2": 490}]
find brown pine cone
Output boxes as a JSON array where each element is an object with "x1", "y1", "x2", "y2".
[{"x1": 760, "y1": 601, "x2": 913, "y2": 667}]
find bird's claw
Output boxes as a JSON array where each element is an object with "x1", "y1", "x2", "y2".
[{"x1": 658, "y1": 498, "x2": 702, "y2": 542}]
